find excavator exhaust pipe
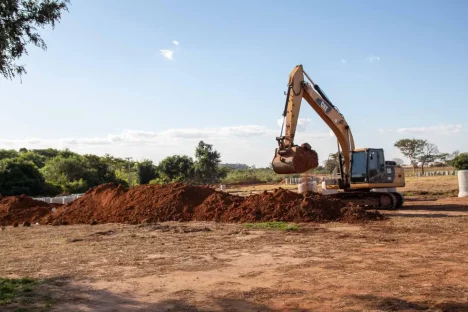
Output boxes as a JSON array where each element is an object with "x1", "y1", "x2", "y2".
[{"x1": 272, "y1": 144, "x2": 319, "y2": 174}]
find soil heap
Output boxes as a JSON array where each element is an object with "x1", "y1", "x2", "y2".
[
  {"x1": 45, "y1": 183, "x2": 383, "y2": 225},
  {"x1": 0, "y1": 195, "x2": 54, "y2": 226}
]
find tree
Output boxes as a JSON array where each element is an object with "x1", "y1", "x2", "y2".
[
  {"x1": 155, "y1": 155, "x2": 194, "y2": 183},
  {"x1": 392, "y1": 158, "x2": 404, "y2": 166},
  {"x1": 418, "y1": 143, "x2": 439, "y2": 173},
  {"x1": 31, "y1": 148, "x2": 60, "y2": 159},
  {"x1": 323, "y1": 159, "x2": 337, "y2": 174},
  {"x1": 0, "y1": 158, "x2": 45, "y2": 195},
  {"x1": 40, "y1": 155, "x2": 90, "y2": 193},
  {"x1": 452, "y1": 153, "x2": 468, "y2": 170},
  {"x1": 0, "y1": 149, "x2": 19, "y2": 160},
  {"x1": 219, "y1": 163, "x2": 250, "y2": 170},
  {"x1": 83, "y1": 154, "x2": 121, "y2": 186},
  {"x1": 443, "y1": 150, "x2": 460, "y2": 167},
  {"x1": 18, "y1": 151, "x2": 47, "y2": 168},
  {"x1": 194, "y1": 141, "x2": 224, "y2": 184},
  {"x1": 137, "y1": 159, "x2": 158, "y2": 184},
  {"x1": 0, "y1": 0, "x2": 69, "y2": 80},
  {"x1": 394, "y1": 139, "x2": 426, "y2": 171},
  {"x1": 323, "y1": 152, "x2": 339, "y2": 174}
]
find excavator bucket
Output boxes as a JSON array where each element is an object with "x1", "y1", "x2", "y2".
[{"x1": 272, "y1": 144, "x2": 319, "y2": 174}]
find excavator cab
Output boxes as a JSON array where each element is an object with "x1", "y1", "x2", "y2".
[{"x1": 350, "y1": 148, "x2": 396, "y2": 184}]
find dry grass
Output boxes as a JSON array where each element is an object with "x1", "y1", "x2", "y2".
[
  {"x1": 0, "y1": 175, "x2": 466, "y2": 311},
  {"x1": 227, "y1": 175, "x2": 459, "y2": 197},
  {"x1": 401, "y1": 175, "x2": 458, "y2": 196},
  {"x1": 1, "y1": 212, "x2": 467, "y2": 311}
]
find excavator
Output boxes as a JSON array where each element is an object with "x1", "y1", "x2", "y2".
[{"x1": 272, "y1": 65, "x2": 405, "y2": 209}]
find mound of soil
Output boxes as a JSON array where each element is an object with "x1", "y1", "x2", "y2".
[
  {"x1": 0, "y1": 195, "x2": 54, "y2": 226},
  {"x1": 45, "y1": 183, "x2": 383, "y2": 225}
]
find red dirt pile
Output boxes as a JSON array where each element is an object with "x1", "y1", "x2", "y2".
[
  {"x1": 45, "y1": 183, "x2": 383, "y2": 225},
  {"x1": 0, "y1": 195, "x2": 54, "y2": 226}
]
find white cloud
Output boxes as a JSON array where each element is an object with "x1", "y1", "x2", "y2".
[
  {"x1": 160, "y1": 49, "x2": 174, "y2": 60},
  {"x1": 368, "y1": 55, "x2": 380, "y2": 63},
  {"x1": 277, "y1": 118, "x2": 311, "y2": 132},
  {"x1": 396, "y1": 124, "x2": 462, "y2": 135},
  {"x1": 173, "y1": 40, "x2": 179, "y2": 46},
  {"x1": 341, "y1": 59, "x2": 347, "y2": 64},
  {"x1": 0, "y1": 121, "x2": 339, "y2": 167},
  {"x1": 0, "y1": 125, "x2": 273, "y2": 149}
]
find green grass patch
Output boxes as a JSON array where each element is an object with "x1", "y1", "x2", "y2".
[
  {"x1": 0, "y1": 278, "x2": 39, "y2": 305},
  {"x1": 244, "y1": 221, "x2": 299, "y2": 231},
  {"x1": 0, "y1": 277, "x2": 55, "y2": 311}
]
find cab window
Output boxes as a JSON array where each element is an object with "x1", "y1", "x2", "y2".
[{"x1": 351, "y1": 151, "x2": 367, "y2": 182}]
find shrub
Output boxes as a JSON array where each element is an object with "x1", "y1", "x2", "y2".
[{"x1": 452, "y1": 153, "x2": 468, "y2": 170}]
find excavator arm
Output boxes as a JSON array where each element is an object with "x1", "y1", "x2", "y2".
[{"x1": 272, "y1": 65, "x2": 355, "y2": 185}]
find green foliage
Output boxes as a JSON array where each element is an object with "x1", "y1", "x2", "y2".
[
  {"x1": 40, "y1": 154, "x2": 122, "y2": 193},
  {"x1": 0, "y1": 140, "x2": 257, "y2": 194},
  {"x1": 40, "y1": 156, "x2": 86, "y2": 193},
  {"x1": 31, "y1": 148, "x2": 60, "y2": 159},
  {"x1": 41, "y1": 156, "x2": 87, "y2": 183},
  {"x1": 0, "y1": 149, "x2": 18, "y2": 160},
  {"x1": 63, "y1": 179, "x2": 88, "y2": 194},
  {"x1": 0, "y1": 277, "x2": 56, "y2": 310},
  {"x1": 149, "y1": 178, "x2": 165, "y2": 185},
  {"x1": 0, "y1": 277, "x2": 39, "y2": 305},
  {"x1": 83, "y1": 154, "x2": 120, "y2": 185},
  {"x1": 221, "y1": 168, "x2": 282, "y2": 184},
  {"x1": 0, "y1": 0, "x2": 69, "y2": 79},
  {"x1": 157, "y1": 155, "x2": 194, "y2": 183},
  {"x1": 219, "y1": 163, "x2": 250, "y2": 170},
  {"x1": 115, "y1": 167, "x2": 136, "y2": 187},
  {"x1": 322, "y1": 152, "x2": 340, "y2": 174},
  {"x1": 137, "y1": 159, "x2": 158, "y2": 184},
  {"x1": 41, "y1": 182, "x2": 62, "y2": 196},
  {"x1": 452, "y1": 153, "x2": 468, "y2": 170},
  {"x1": 0, "y1": 158, "x2": 45, "y2": 196},
  {"x1": 18, "y1": 151, "x2": 47, "y2": 168},
  {"x1": 194, "y1": 141, "x2": 224, "y2": 183},
  {"x1": 323, "y1": 159, "x2": 337, "y2": 174},
  {"x1": 244, "y1": 222, "x2": 299, "y2": 231}
]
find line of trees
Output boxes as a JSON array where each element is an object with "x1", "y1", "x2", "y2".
[
  {"x1": 317, "y1": 140, "x2": 466, "y2": 175},
  {"x1": 0, "y1": 141, "x2": 227, "y2": 196},
  {"x1": 394, "y1": 138, "x2": 460, "y2": 173}
]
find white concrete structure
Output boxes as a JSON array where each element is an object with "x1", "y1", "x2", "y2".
[{"x1": 458, "y1": 170, "x2": 468, "y2": 198}]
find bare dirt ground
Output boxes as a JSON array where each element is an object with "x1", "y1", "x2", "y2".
[
  {"x1": 1, "y1": 194, "x2": 468, "y2": 312},
  {"x1": 227, "y1": 176, "x2": 459, "y2": 197}
]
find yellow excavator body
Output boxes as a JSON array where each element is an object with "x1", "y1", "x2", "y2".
[{"x1": 271, "y1": 65, "x2": 406, "y2": 209}]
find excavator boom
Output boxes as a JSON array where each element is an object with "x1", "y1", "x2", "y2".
[{"x1": 272, "y1": 65, "x2": 354, "y2": 181}]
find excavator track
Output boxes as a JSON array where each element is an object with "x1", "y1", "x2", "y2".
[{"x1": 329, "y1": 191, "x2": 402, "y2": 210}]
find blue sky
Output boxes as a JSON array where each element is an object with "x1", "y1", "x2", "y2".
[{"x1": 1, "y1": 0, "x2": 467, "y2": 166}]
